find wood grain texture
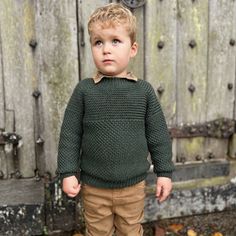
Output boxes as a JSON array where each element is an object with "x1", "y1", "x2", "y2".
[
  {"x1": 0, "y1": 0, "x2": 36, "y2": 177},
  {"x1": 78, "y1": 0, "x2": 109, "y2": 80},
  {"x1": 145, "y1": 0, "x2": 177, "y2": 125},
  {"x1": 207, "y1": 0, "x2": 236, "y2": 120},
  {"x1": 0, "y1": 39, "x2": 4, "y2": 130},
  {"x1": 35, "y1": 0, "x2": 79, "y2": 176}
]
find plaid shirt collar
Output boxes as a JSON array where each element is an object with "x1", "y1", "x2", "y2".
[{"x1": 93, "y1": 71, "x2": 137, "y2": 84}]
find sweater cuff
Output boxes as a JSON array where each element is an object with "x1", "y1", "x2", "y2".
[
  {"x1": 59, "y1": 172, "x2": 78, "y2": 181},
  {"x1": 156, "y1": 171, "x2": 173, "y2": 179}
]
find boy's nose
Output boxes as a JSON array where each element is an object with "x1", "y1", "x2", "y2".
[{"x1": 103, "y1": 43, "x2": 111, "y2": 54}]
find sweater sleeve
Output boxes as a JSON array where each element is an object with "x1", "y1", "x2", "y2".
[
  {"x1": 57, "y1": 82, "x2": 84, "y2": 180},
  {"x1": 145, "y1": 82, "x2": 174, "y2": 178}
]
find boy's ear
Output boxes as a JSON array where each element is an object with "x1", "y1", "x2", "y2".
[{"x1": 130, "y1": 42, "x2": 138, "y2": 58}]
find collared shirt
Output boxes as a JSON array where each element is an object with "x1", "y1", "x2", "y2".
[{"x1": 93, "y1": 71, "x2": 138, "y2": 84}]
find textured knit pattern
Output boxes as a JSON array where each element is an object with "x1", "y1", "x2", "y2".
[{"x1": 57, "y1": 77, "x2": 174, "y2": 188}]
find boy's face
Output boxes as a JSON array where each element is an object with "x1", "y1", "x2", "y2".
[{"x1": 90, "y1": 23, "x2": 138, "y2": 77}]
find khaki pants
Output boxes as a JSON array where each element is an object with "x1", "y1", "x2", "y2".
[{"x1": 81, "y1": 181, "x2": 146, "y2": 236}]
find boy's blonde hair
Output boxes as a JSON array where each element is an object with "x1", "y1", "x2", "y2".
[{"x1": 88, "y1": 3, "x2": 137, "y2": 44}]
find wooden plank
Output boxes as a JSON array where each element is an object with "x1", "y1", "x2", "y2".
[
  {"x1": 0, "y1": 35, "x2": 4, "y2": 130},
  {"x1": 176, "y1": 0, "x2": 208, "y2": 162},
  {"x1": 145, "y1": 0, "x2": 177, "y2": 124},
  {"x1": 78, "y1": 0, "x2": 109, "y2": 80},
  {"x1": 128, "y1": 6, "x2": 144, "y2": 79},
  {"x1": 145, "y1": 0, "x2": 177, "y2": 163},
  {"x1": 177, "y1": 0, "x2": 208, "y2": 123},
  {"x1": 147, "y1": 159, "x2": 230, "y2": 184},
  {"x1": 35, "y1": 0, "x2": 79, "y2": 176},
  {"x1": 0, "y1": 0, "x2": 36, "y2": 177},
  {"x1": 234, "y1": 0, "x2": 236, "y2": 119},
  {"x1": 207, "y1": 0, "x2": 235, "y2": 120},
  {"x1": 0, "y1": 146, "x2": 7, "y2": 179},
  {"x1": 205, "y1": 0, "x2": 236, "y2": 161},
  {"x1": 4, "y1": 110, "x2": 15, "y2": 178},
  {"x1": 0, "y1": 179, "x2": 44, "y2": 235},
  {"x1": 0, "y1": 179, "x2": 44, "y2": 205},
  {"x1": 228, "y1": 0, "x2": 236, "y2": 159}
]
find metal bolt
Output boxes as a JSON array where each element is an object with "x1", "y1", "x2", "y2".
[
  {"x1": 207, "y1": 123, "x2": 211, "y2": 128},
  {"x1": 229, "y1": 39, "x2": 235, "y2": 46},
  {"x1": 188, "y1": 84, "x2": 196, "y2": 93},
  {"x1": 157, "y1": 86, "x2": 165, "y2": 95},
  {"x1": 15, "y1": 170, "x2": 22, "y2": 179},
  {"x1": 207, "y1": 152, "x2": 215, "y2": 159},
  {"x1": 32, "y1": 90, "x2": 41, "y2": 98},
  {"x1": 195, "y1": 155, "x2": 202, "y2": 161},
  {"x1": 157, "y1": 41, "x2": 165, "y2": 49},
  {"x1": 190, "y1": 127, "x2": 197, "y2": 133},
  {"x1": 177, "y1": 154, "x2": 186, "y2": 163},
  {"x1": 228, "y1": 83, "x2": 233, "y2": 90},
  {"x1": 189, "y1": 39, "x2": 197, "y2": 48},
  {"x1": 0, "y1": 170, "x2": 4, "y2": 179},
  {"x1": 36, "y1": 137, "x2": 44, "y2": 145},
  {"x1": 29, "y1": 39, "x2": 37, "y2": 49}
]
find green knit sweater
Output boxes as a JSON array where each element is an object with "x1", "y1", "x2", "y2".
[{"x1": 57, "y1": 77, "x2": 174, "y2": 188}]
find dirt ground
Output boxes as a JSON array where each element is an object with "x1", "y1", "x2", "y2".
[
  {"x1": 48, "y1": 210, "x2": 236, "y2": 236},
  {"x1": 142, "y1": 210, "x2": 236, "y2": 236}
]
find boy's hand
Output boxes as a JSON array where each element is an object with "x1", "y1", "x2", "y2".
[
  {"x1": 62, "y1": 175, "x2": 81, "y2": 198},
  {"x1": 156, "y1": 177, "x2": 172, "y2": 203}
]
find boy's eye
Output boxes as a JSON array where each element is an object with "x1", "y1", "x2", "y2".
[
  {"x1": 112, "y1": 39, "x2": 121, "y2": 45},
  {"x1": 95, "y1": 40, "x2": 103, "y2": 46}
]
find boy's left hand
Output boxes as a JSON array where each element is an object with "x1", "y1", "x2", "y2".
[{"x1": 156, "y1": 177, "x2": 172, "y2": 203}]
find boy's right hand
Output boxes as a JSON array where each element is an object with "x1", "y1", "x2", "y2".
[{"x1": 62, "y1": 175, "x2": 81, "y2": 198}]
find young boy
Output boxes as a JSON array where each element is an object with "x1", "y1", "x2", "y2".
[{"x1": 57, "y1": 3, "x2": 174, "y2": 236}]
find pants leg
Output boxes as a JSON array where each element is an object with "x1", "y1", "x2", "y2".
[
  {"x1": 113, "y1": 181, "x2": 146, "y2": 236},
  {"x1": 81, "y1": 181, "x2": 145, "y2": 236},
  {"x1": 82, "y1": 184, "x2": 115, "y2": 236}
]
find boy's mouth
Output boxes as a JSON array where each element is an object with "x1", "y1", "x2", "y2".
[{"x1": 103, "y1": 59, "x2": 114, "y2": 64}]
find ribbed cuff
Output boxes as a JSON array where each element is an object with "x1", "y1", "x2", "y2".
[
  {"x1": 156, "y1": 171, "x2": 173, "y2": 179},
  {"x1": 59, "y1": 172, "x2": 78, "y2": 181}
]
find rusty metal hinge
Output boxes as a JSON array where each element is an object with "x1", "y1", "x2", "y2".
[
  {"x1": 169, "y1": 118, "x2": 235, "y2": 139},
  {"x1": 0, "y1": 131, "x2": 22, "y2": 145}
]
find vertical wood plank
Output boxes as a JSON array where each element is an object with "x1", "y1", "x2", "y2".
[
  {"x1": 0, "y1": 0, "x2": 36, "y2": 177},
  {"x1": 207, "y1": 0, "x2": 235, "y2": 120},
  {"x1": 176, "y1": 0, "x2": 208, "y2": 162},
  {"x1": 145, "y1": 0, "x2": 177, "y2": 161},
  {"x1": 234, "y1": 0, "x2": 236, "y2": 119},
  {"x1": 5, "y1": 110, "x2": 14, "y2": 178},
  {"x1": 205, "y1": 0, "x2": 236, "y2": 160},
  {"x1": 0, "y1": 147, "x2": 7, "y2": 179},
  {"x1": 0, "y1": 36, "x2": 5, "y2": 130},
  {"x1": 145, "y1": 0, "x2": 177, "y2": 124},
  {"x1": 128, "y1": 6, "x2": 144, "y2": 79},
  {"x1": 35, "y1": 0, "x2": 79, "y2": 176},
  {"x1": 229, "y1": 0, "x2": 236, "y2": 159},
  {"x1": 78, "y1": 0, "x2": 109, "y2": 80},
  {"x1": 177, "y1": 0, "x2": 208, "y2": 123}
]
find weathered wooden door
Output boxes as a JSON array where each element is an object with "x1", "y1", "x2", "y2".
[
  {"x1": 79, "y1": 0, "x2": 236, "y2": 179},
  {"x1": 0, "y1": 0, "x2": 236, "y2": 234}
]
